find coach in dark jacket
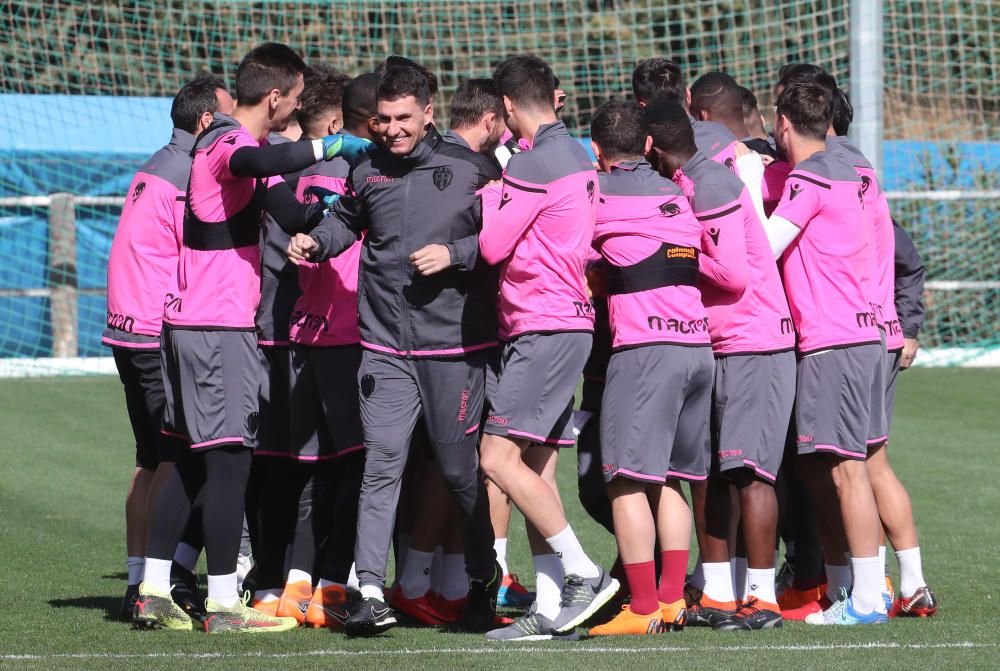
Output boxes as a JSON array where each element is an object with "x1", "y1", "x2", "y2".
[{"x1": 288, "y1": 65, "x2": 500, "y2": 636}]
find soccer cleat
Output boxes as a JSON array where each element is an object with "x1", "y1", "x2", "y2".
[
  {"x1": 683, "y1": 580, "x2": 704, "y2": 608},
  {"x1": 781, "y1": 593, "x2": 831, "y2": 621},
  {"x1": 685, "y1": 595, "x2": 736, "y2": 627},
  {"x1": 588, "y1": 604, "x2": 666, "y2": 636},
  {"x1": 498, "y1": 573, "x2": 535, "y2": 609},
  {"x1": 777, "y1": 583, "x2": 826, "y2": 612},
  {"x1": 120, "y1": 583, "x2": 140, "y2": 622},
  {"x1": 463, "y1": 561, "x2": 502, "y2": 632},
  {"x1": 132, "y1": 582, "x2": 194, "y2": 631},
  {"x1": 275, "y1": 580, "x2": 312, "y2": 624},
  {"x1": 889, "y1": 585, "x2": 938, "y2": 618},
  {"x1": 428, "y1": 592, "x2": 467, "y2": 624},
  {"x1": 804, "y1": 588, "x2": 887, "y2": 626},
  {"x1": 713, "y1": 596, "x2": 783, "y2": 631},
  {"x1": 550, "y1": 568, "x2": 620, "y2": 633},
  {"x1": 344, "y1": 596, "x2": 398, "y2": 637},
  {"x1": 305, "y1": 584, "x2": 352, "y2": 629},
  {"x1": 203, "y1": 593, "x2": 299, "y2": 634},
  {"x1": 387, "y1": 585, "x2": 446, "y2": 625},
  {"x1": 486, "y1": 605, "x2": 562, "y2": 641},
  {"x1": 250, "y1": 596, "x2": 279, "y2": 617},
  {"x1": 659, "y1": 599, "x2": 687, "y2": 631},
  {"x1": 170, "y1": 563, "x2": 205, "y2": 620}
]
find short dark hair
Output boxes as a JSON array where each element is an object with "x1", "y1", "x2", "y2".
[
  {"x1": 776, "y1": 63, "x2": 838, "y2": 94},
  {"x1": 376, "y1": 65, "x2": 432, "y2": 106},
  {"x1": 170, "y1": 74, "x2": 227, "y2": 133},
  {"x1": 235, "y1": 42, "x2": 306, "y2": 106},
  {"x1": 374, "y1": 56, "x2": 439, "y2": 96},
  {"x1": 591, "y1": 101, "x2": 647, "y2": 162},
  {"x1": 342, "y1": 72, "x2": 381, "y2": 133},
  {"x1": 492, "y1": 55, "x2": 555, "y2": 111},
  {"x1": 689, "y1": 71, "x2": 743, "y2": 122},
  {"x1": 632, "y1": 58, "x2": 685, "y2": 105},
  {"x1": 449, "y1": 78, "x2": 503, "y2": 129},
  {"x1": 739, "y1": 86, "x2": 760, "y2": 119},
  {"x1": 643, "y1": 97, "x2": 697, "y2": 156},
  {"x1": 298, "y1": 64, "x2": 351, "y2": 133},
  {"x1": 776, "y1": 82, "x2": 833, "y2": 141},
  {"x1": 831, "y1": 87, "x2": 854, "y2": 136}
]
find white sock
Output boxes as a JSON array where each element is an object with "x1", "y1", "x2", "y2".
[
  {"x1": 347, "y1": 564, "x2": 360, "y2": 590},
  {"x1": 126, "y1": 556, "x2": 144, "y2": 585},
  {"x1": 207, "y1": 571, "x2": 239, "y2": 608},
  {"x1": 747, "y1": 567, "x2": 777, "y2": 605},
  {"x1": 173, "y1": 543, "x2": 200, "y2": 573},
  {"x1": 398, "y1": 549, "x2": 434, "y2": 598},
  {"x1": 545, "y1": 526, "x2": 599, "y2": 579},
  {"x1": 825, "y1": 563, "x2": 853, "y2": 602},
  {"x1": 143, "y1": 557, "x2": 172, "y2": 593},
  {"x1": 533, "y1": 554, "x2": 564, "y2": 620},
  {"x1": 688, "y1": 557, "x2": 705, "y2": 590},
  {"x1": 286, "y1": 569, "x2": 311, "y2": 586},
  {"x1": 878, "y1": 545, "x2": 887, "y2": 580},
  {"x1": 360, "y1": 584, "x2": 384, "y2": 601},
  {"x1": 702, "y1": 562, "x2": 735, "y2": 604},
  {"x1": 850, "y1": 556, "x2": 885, "y2": 614},
  {"x1": 895, "y1": 547, "x2": 926, "y2": 598},
  {"x1": 255, "y1": 588, "x2": 280, "y2": 602},
  {"x1": 439, "y1": 554, "x2": 469, "y2": 601},
  {"x1": 430, "y1": 546, "x2": 444, "y2": 593},
  {"x1": 494, "y1": 538, "x2": 509, "y2": 576},
  {"x1": 732, "y1": 556, "x2": 748, "y2": 602}
]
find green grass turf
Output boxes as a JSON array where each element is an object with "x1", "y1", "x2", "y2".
[{"x1": 1, "y1": 368, "x2": 998, "y2": 670}]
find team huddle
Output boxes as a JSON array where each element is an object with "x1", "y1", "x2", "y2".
[{"x1": 104, "y1": 42, "x2": 936, "y2": 639}]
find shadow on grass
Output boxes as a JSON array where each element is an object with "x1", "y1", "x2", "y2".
[{"x1": 49, "y1": 596, "x2": 123, "y2": 622}]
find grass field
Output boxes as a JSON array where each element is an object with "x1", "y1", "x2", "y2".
[{"x1": 1, "y1": 368, "x2": 998, "y2": 670}]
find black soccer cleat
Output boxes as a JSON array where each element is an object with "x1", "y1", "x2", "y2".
[
  {"x1": 463, "y1": 561, "x2": 502, "y2": 632},
  {"x1": 686, "y1": 600, "x2": 737, "y2": 627},
  {"x1": 344, "y1": 596, "x2": 398, "y2": 638},
  {"x1": 713, "y1": 597, "x2": 784, "y2": 631},
  {"x1": 170, "y1": 562, "x2": 205, "y2": 621},
  {"x1": 120, "y1": 583, "x2": 140, "y2": 622}
]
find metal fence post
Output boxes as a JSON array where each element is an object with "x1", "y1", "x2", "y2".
[
  {"x1": 48, "y1": 193, "x2": 78, "y2": 358},
  {"x1": 850, "y1": 0, "x2": 884, "y2": 176}
]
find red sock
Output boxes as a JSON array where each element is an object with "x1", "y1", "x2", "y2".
[
  {"x1": 657, "y1": 550, "x2": 688, "y2": 604},
  {"x1": 623, "y1": 561, "x2": 658, "y2": 615}
]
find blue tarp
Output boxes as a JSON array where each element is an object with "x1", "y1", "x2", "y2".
[{"x1": 0, "y1": 94, "x2": 997, "y2": 356}]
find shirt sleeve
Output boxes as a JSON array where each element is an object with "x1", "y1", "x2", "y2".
[
  {"x1": 308, "y1": 194, "x2": 366, "y2": 261},
  {"x1": 893, "y1": 218, "x2": 926, "y2": 338},
  {"x1": 695, "y1": 198, "x2": 748, "y2": 296},
  {"x1": 478, "y1": 174, "x2": 548, "y2": 265}
]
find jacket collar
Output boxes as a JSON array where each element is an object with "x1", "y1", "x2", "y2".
[
  {"x1": 531, "y1": 120, "x2": 568, "y2": 149},
  {"x1": 442, "y1": 129, "x2": 472, "y2": 150},
  {"x1": 169, "y1": 127, "x2": 196, "y2": 154}
]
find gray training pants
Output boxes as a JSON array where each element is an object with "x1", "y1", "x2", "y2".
[{"x1": 353, "y1": 350, "x2": 496, "y2": 589}]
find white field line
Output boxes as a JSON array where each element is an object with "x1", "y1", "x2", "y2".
[{"x1": 1, "y1": 641, "x2": 995, "y2": 661}]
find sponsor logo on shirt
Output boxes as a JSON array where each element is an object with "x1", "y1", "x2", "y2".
[
  {"x1": 106, "y1": 311, "x2": 135, "y2": 333},
  {"x1": 789, "y1": 183, "x2": 804, "y2": 200},
  {"x1": 367, "y1": 175, "x2": 393, "y2": 184},
  {"x1": 855, "y1": 311, "x2": 877, "y2": 328},
  {"x1": 780, "y1": 317, "x2": 794, "y2": 334},
  {"x1": 646, "y1": 316, "x2": 709, "y2": 334},
  {"x1": 573, "y1": 301, "x2": 595, "y2": 318},
  {"x1": 708, "y1": 227, "x2": 721, "y2": 245},
  {"x1": 498, "y1": 191, "x2": 512, "y2": 210},
  {"x1": 886, "y1": 319, "x2": 902, "y2": 336},
  {"x1": 659, "y1": 201, "x2": 681, "y2": 217},
  {"x1": 290, "y1": 310, "x2": 329, "y2": 333},
  {"x1": 164, "y1": 293, "x2": 183, "y2": 313}
]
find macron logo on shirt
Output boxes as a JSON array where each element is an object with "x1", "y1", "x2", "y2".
[
  {"x1": 367, "y1": 175, "x2": 393, "y2": 184},
  {"x1": 789, "y1": 183, "x2": 804, "y2": 200}
]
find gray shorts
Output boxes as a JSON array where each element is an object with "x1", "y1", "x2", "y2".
[
  {"x1": 713, "y1": 351, "x2": 796, "y2": 482},
  {"x1": 254, "y1": 345, "x2": 291, "y2": 456},
  {"x1": 795, "y1": 343, "x2": 882, "y2": 460},
  {"x1": 161, "y1": 326, "x2": 260, "y2": 450},
  {"x1": 866, "y1": 333, "x2": 889, "y2": 448},
  {"x1": 484, "y1": 332, "x2": 592, "y2": 447},
  {"x1": 601, "y1": 344, "x2": 714, "y2": 484},
  {"x1": 884, "y1": 349, "x2": 902, "y2": 434},
  {"x1": 287, "y1": 344, "x2": 364, "y2": 460}
]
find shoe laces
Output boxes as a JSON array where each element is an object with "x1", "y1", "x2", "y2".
[
  {"x1": 559, "y1": 575, "x2": 589, "y2": 607},
  {"x1": 734, "y1": 596, "x2": 762, "y2": 617}
]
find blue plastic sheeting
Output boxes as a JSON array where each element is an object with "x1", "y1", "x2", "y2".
[{"x1": 0, "y1": 94, "x2": 997, "y2": 357}]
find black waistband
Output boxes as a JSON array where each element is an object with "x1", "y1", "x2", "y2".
[{"x1": 604, "y1": 243, "x2": 699, "y2": 295}]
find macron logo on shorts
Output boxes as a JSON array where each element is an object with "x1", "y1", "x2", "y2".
[
  {"x1": 458, "y1": 389, "x2": 469, "y2": 423},
  {"x1": 487, "y1": 415, "x2": 509, "y2": 426}
]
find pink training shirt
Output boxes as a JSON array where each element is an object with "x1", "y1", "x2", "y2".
[
  {"x1": 773, "y1": 151, "x2": 881, "y2": 354},
  {"x1": 675, "y1": 151, "x2": 795, "y2": 355},
  {"x1": 479, "y1": 121, "x2": 597, "y2": 340},
  {"x1": 594, "y1": 160, "x2": 709, "y2": 349},
  {"x1": 827, "y1": 136, "x2": 903, "y2": 351},
  {"x1": 163, "y1": 119, "x2": 282, "y2": 330},
  {"x1": 104, "y1": 128, "x2": 192, "y2": 347},
  {"x1": 288, "y1": 159, "x2": 362, "y2": 347}
]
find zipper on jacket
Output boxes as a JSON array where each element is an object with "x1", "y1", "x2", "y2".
[{"x1": 399, "y1": 170, "x2": 412, "y2": 354}]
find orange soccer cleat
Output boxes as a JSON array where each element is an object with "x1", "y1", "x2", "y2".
[{"x1": 589, "y1": 604, "x2": 666, "y2": 636}]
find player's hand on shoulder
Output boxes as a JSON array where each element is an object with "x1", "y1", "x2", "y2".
[
  {"x1": 410, "y1": 244, "x2": 452, "y2": 276},
  {"x1": 288, "y1": 233, "x2": 319, "y2": 264}
]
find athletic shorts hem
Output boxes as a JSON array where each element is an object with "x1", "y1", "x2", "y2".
[
  {"x1": 190, "y1": 436, "x2": 247, "y2": 450},
  {"x1": 254, "y1": 445, "x2": 362, "y2": 461},
  {"x1": 666, "y1": 470, "x2": 708, "y2": 481},
  {"x1": 161, "y1": 428, "x2": 189, "y2": 442},
  {"x1": 718, "y1": 458, "x2": 777, "y2": 482},
  {"x1": 866, "y1": 435, "x2": 888, "y2": 448},
  {"x1": 483, "y1": 424, "x2": 575, "y2": 446},
  {"x1": 798, "y1": 442, "x2": 867, "y2": 461},
  {"x1": 606, "y1": 468, "x2": 665, "y2": 484}
]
